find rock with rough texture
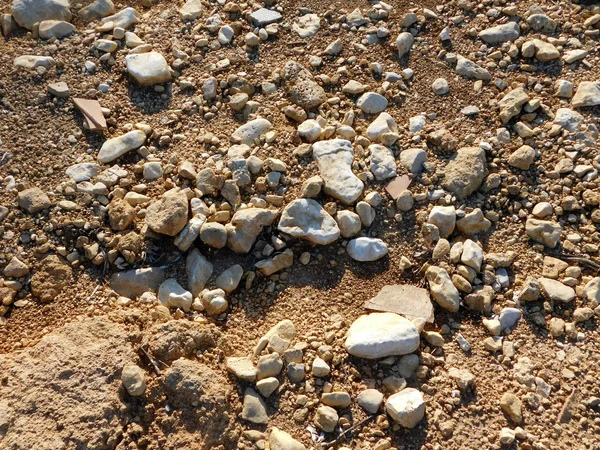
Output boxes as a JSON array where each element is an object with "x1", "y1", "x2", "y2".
[
  {"x1": 336, "y1": 210, "x2": 361, "y2": 238},
  {"x1": 226, "y1": 357, "x2": 257, "y2": 382},
  {"x1": 186, "y1": 248, "x2": 213, "y2": 297},
  {"x1": 226, "y1": 208, "x2": 279, "y2": 253},
  {"x1": 478, "y1": 22, "x2": 520, "y2": 44},
  {"x1": 365, "y1": 284, "x2": 435, "y2": 323},
  {"x1": 11, "y1": 0, "x2": 71, "y2": 30},
  {"x1": 242, "y1": 387, "x2": 268, "y2": 424},
  {"x1": 145, "y1": 190, "x2": 189, "y2": 236},
  {"x1": 79, "y1": 0, "x2": 114, "y2": 21},
  {"x1": 270, "y1": 428, "x2": 306, "y2": 450},
  {"x1": 232, "y1": 118, "x2": 272, "y2": 145},
  {"x1": 356, "y1": 92, "x2": 388, "y2": 114},
  {"x1": 158, "y1": 278, "x2": 193, "y2": 311},
  {"x1": 583, "y1": 277, "x2": 600, "y2": 302},
  {"x1": 66, "y1": 162, "x2": 99, "y2": 182},
  {"x1": 3, "y1": 256, "x2": 29, "y2": 277},
  {"x1": 396, "y1": 32, "x2": 414, "y2": 57},
  {"x1": 216, "y1": 264, "x2": 243, "y2": 293},
  {"x1": 292, "y1": 13, "x2": 320, "y2": 38},
  {"x1": 250, "y1": 8, "x2": 282, "y2": 26},
  {"x1": 31, "y1": 255, "x2": 72, "y2": 302},
  {"x1": 314, "y1": 405, "x2": 338, "y2": 432},
  {"x1": 38, "y1": 19, "x2": 75, "y2": 39},
  {"x1": 508, "y1": 145, "x2": 536, "y2": 170},
  {"x1": 0, "y1": 319, "x2": 136, "y2": 448},
  {"x1": 428, "y1": 205, "x2": 456, "y2": 238},
  {"x1": 14, "y1": 55, "x2": 55, "y2": 69},
  {"x1": 344, "y1": 313, "x2": 420, "y2": 359},
  {"x1": 500, "y1": 392, "x2": 522, "y2": 423},
  {"x1": 347, "y1": 237, "x2": 388, "y2": 262},
  {"x1": 441, "y1": 147, "x2": 487, "y2": 199},
  {"x1": 554, "y1": 108, "x2": 583, "y2": 131},
  {"x1": 255, "y1": 249, "x2": 294, "y2": 276},
  {"x1": 110, "y1": 267, "x2": 165, "y2": 298},
  {"x1": 282, "y1": 61, "x2": 327, "y2": 109},
  {"x1": 312, "y1": 139, "x2": 364, "y2": 204},
  {"x1": 539, "y1": 277, "x2": 575, "y2": 303},
  {"x1": 400, "y1": 148, "x2": 427, "y2": 173},
  {"x1": 97, "y1": 130, "x2": 146, "y2": 163},
  {"x1": 426, "y1": 266, "x2": 461, "y2": 312},
  {"x1": 121, "y1": 364, "x2": 146, "y2": 396},
  {"x1": 456, "y1": 208, "x2": 491, "y2": 235},
  {"x1": 17, "y1": 187, "x2": 51, "y2": 213},
  {"x1": 278, "y1": 199, "x2": 340, "y2": 245},
  {"x1": 498, "y1": 87, "x2": 529, "y2": 123},
  {"x1": 358, "y1": 389, "x2": 384, "y2": 414},
  {"x1": 525, "y1": 219, "x2": 561, "y2": 248},
  {"x1": 101, "y1": 7, "x2": 139, "y2": 29},
  {"x1": 125, "y1": 52, "x2": 171, "y2": 86},
  {"x1": 533, "y1": 39, "x2": 559, "y2": 62},
  {"x1": 455, "y1": 55, "x2": 491, "y2": 81},
  {"x1": 386, "y1": 388, "x2": 425, "y2": 428},
  {"x1": 369, "y1": 144, "x2": 396, "y2": 180},
  {"x1": 572, "y1": 82, "x2": 600, "y2": 108},
  {"x1": 366, "y1": 112, "x2": 398, "y2": 143}
]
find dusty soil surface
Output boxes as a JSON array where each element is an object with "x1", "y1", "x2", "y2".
[{"x1": 1, "y1": 0, "x2": 600, "y2": 449}]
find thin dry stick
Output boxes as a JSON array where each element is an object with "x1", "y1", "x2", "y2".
[
  {"x1": 139, "y1": 345, "x2": 165, "y2": 376},
  {"x1": 320, "y1": 415, "x2": 376, "y2": 449}
]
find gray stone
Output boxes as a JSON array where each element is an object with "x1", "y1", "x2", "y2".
[
  {"x1": 358, "y1": 389, "x2": 384, "y2": 414},
  {"x1": 278, "y1": 199, "x2": 340, "y2": 245},
  {"x1": 428, "y1": 205, "x2": 456, "y2": 238},
  {"x1": 110, "y1": 267, "x2": 165, "y2": 298},
  {"x1": 250, "y1": 8, "x2": 282, "y2": 26},
  {"x1": 17, "y1": 187, "x2": 51, "y2": 213},
  {"x1": 158, "y1": 278, "x2": 193, "y2": 311},
  {"x1": 186, "y1": 248, "x2": 213, "y2": 297},
  {"x1": 12, "y1": 0, "x2": 71, "y2": 30},
  {"x1": 364, "y1": 284, "x2": 434, "y2": 323},
  {"x1": 14, "y1": 55, "x2": 55, "y2": 69},
  {"x1": 455, "y1": 55, "x2": 490, "y2": 81},
  {"x1": 215, "y1": 264, "x2": 243, "y2": 293},
  {"x1": 441, "y1": 147, "x2": 487, "y2": 199},
  {"x1": 400, "y1": 148, "x2": 427, "y2": 173},
  {"x1": 232, "y1": 118, "x2": 272, "y2": 145},
  {"x1": 356, "y1": 92, "x2": 388, "y2": 114},
  {"x1": 100, "y1": 7, "x2": 139, "y2": 29},
  {"x1": 478, "y1": 22, "x2": 520, "y2": 44},
  {"x1": 396, "y1": 32, "x2": 414, "y2": 57},
  {"x1": 426, "y1": 266, "x2": 460, "y2": 312},
  {"x1": 121, "y1": 364, "x2": 146, "y2": 396},
  {"x1": 386, "y1": 388, "x2": 425, "y2": 428},
  {"x1": 225, "y1": 357, "x2": 256, "y2": 382},
  {"x1": 38, "y1": 20, "x2": 75, "y2": 39},
  {"x1": 242, "y1": 388, "x2": 268, "y2": 424},
  {"x1": 79, "y1": 0, "x2": 114, "y2": 21},
  {"x1": 525, "y1": 219, "x2": 561, "y2": 248},
  {"x1": 282, "y1": 61, "x2": 327, "y2": 109},
  {"x1": 314, "y1": 406, "x2": 338, "y2": 432},
  {"x1": 539, "y1": 278, "x2": 575, "y2": 303},
  {"x1": 292, "y1": 13, "x2": 320, "y2": 38},
  {"x1": 226, "y1": 208, "x2": 279, "y2": 253},
  {"x1": 335, "y1": 210, "x2": 361, "y2": 238},
  {"x1": 180, "y1": 0, "x2": 201, "y2": 20},
  {"x1": 369, "y1": 144, "x2": 396, "y2": 180},
  {"x1": 572, "y1": 82, "x2": 600, "y2": 108},
  {"x1": 312, "y1": 139, "x2": 363, "y2": 204}
]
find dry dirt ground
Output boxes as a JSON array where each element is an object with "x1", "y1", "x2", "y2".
[{"x1": 0, "y1": 0, "x2": 600, "y2": 449}]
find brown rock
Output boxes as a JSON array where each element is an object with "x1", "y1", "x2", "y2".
[
  {"x1": 17, "y1": 187, "x2": 51, "y2": 213},
  {"x1": 107, "y1": 198, "x2": 135, "y2": 231},
  {"x1": 30, "y1": 255, "x2": 72, "y2": 302},
  {"x1": 145, "y1": 189, "x2": 189, "y2": 236}
]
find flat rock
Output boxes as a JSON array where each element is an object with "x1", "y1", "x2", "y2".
[
  {"x1": 38, "y1": 20, "x2": 75, "y2": 39},
  {"x1": 441, "y1": 147, "x2": 487, "y2": 199},
  {"x1": 478, "y1": 22, "x2": 520, "y2": 44},
  {"x1": 180, "y1": 0, "x2": 202, "y2": 20},
  {"x1": 356, "y1": 92, "x2": 388, "y2": 114},
  {"x1": 312, "y1": 139, "x2": 364, "y2": 204},
  {"x1": 455, "y1": 55, "x2": 491, "y2": 81},
  {"x1": 347, "y1": 237, "x2": 388, "y2": 262},
  {"x1": 125, "y1": 52, "x2": 171, "y2": 86},
  {"x1": 226, "y1": 357, "x2": 257, "y2": 382},
  {"x1": 292, "y1": 13, "x2": 320, "y2": 38},
  {"x1": 232, "y1": 118, "x2": 272, "y2": 145},
  {"x1": 14, "y1": 55, "x2": 55, "y2": 69},
  {"x1": 344, "y1": 313, "x2": 420, "y2": 359},
  {"x1": 539, "y1": 277, "x2": 575, "y2": 303},
  {"x1": 79, "y1": 0, "x2": 114, "y2": 21},
  {"x1": 101, "y1": 7, "x2": 139, "y2": 29},
  {"x1": 525, "y1": 219, "x2": 561, "y2": 248},
  {"x1": 270, "y1": 428, "x2": 306, "y2": 450},
  {"x1": 249, "y1": 8, "x2": 282, "y2": 26},
  {"x1": 365, "y1": 284, "x2": 434, "y2": 323},
  {"x1": 572, "y1": 81, "x2": 600, "y2": 108},
  {"x1": 12, "y1": 0, "x2": 71, "y2": 30},
  {"x1": 17, "y1": 187, "x2": 51, "y2": 213},
  {"x1": 278, "y1": 199, "x2": 340, "y2": 245},
  {"x1": 97, "y1": 130, "x2": 146, "y2": 163},
  {"x1": 242, "y1": 388, "x2": 268, "y2": 424}
]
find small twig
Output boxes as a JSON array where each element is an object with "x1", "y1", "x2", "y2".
[
  {"x1": 0, "y1": 152, "x2": 9, "y2": 165},
  {"x1": 86, "y1": 283, "x2": 101, "y2": 302},
  {"x1": 320, "y1": 415, "x2": 376, "y2": 449},
  {"x1": 556, "y1": 254, "x2": 600, "y2": 273},
  {"x1": 139, "y1": 344, "x2": 165, "y2": 376}
]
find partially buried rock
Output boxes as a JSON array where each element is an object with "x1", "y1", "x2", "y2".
[
  {"x1": 110, "y1": 267, "x2": 165, "y2": 298},
  {"x1": 571, "y1": 81, "x2": 600, "y2": 108},
  {"x1": 344, "y1": 313, "x2": 420, "y2": 359},
  {"x1": 314, "y1": 405, "x2": 338, "y2": 432},
  {"x1": 455, "y1": 55, "x2": 490, "y2": 81},
  {"x1": 281, "y1": 61, "x2": 327, "y2": 109},
  {"x1": 226, "y1": 208, "x2": 279, "y2": 253},
  {"x1": 386, "y1": 388, "x2": 425, "y2": 428},
  {"x1": 30, "y1": 255, "x2": 72, "y2": 302},
  {"x1": 107, "y1": 198, "x2": 135, "y2": 231},
  {"x1": 18, "y1": 187, "x2": 51, "y2": 213},
  {"x1": 158, "y1": 278, "x2": 193, "y2": 311},
  {"x1": 121, "y1": 364, "x2": 146, "y2": 396},
  {"x1": 38, "y1": 20, "x2": 75, "y2": 39},
  {"x1": 478, "y1": 22, "x2": 520, "y2": 44},
  {"x1": 125, "y1": 52, "x2": 171, "y2": 86},
  {"x1": 232, "y1": 118, "x2": 272, "y2": 145},
  {"x1": 3, "y1": 256, "x2": 29, "y2": 278},
  {"x1": 145, "y1": 189, "x2": 189, "y2": 236},
  {"x1": 441, "y1": 147, "x2": 487, "y2": 199},
  {"x1": 270, "y1": 428, "x2": 306, "y2": 450},
  {"x1": 97, "y1": 130, "x2": 146, "y2": 163},
  {"x1": 186, "y1": 248, "x2": 213, "y2": 297},
  {"x1": 278, "y1": 199, "x2": 340, "y2": 245},
  {"x1": 539, "y1": 277, "x2": 575, "y2": 303},
  {"x1": 369, "y1": 144, "x2": 397, "y2": 180},
  {"x1": 525, "y1": 218, "x2": 561, "y2": 248},
  {"x1": 347, "y1": 237, "x2": 388, "y2": 262},
  {"x1": 365, "y1": 284, "x2": 434, "y2": 323},
  {"x1": 242, "y1": 387, "x2": 268, "y2": 424},
  {"x1": 312, "y1": 139, "x2": 364, "y2": 204}
]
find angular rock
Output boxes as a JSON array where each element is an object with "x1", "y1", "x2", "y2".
[
  {"x1": 356, "y1": 92, "x2": 388, "y2": 114},
  {"x1": 455, "y1": 55, "x2": 490, "y2": 81},
  {"x1": 226, "y1": 208, "x2": 278, "y2": 253},
  {"x1": 456, "y1": 208, "x2": 491, "y2": 235},
  {"x1": 396, "y1": 32, "x2": 414, "y2": 57},
  {"x1": 226, "y1": 357, "x2": 257, "y2": 382},
  {"x1": 478, "y1": 22, "x2": 520, "y2": 44},
  {"x1": 428, "y1": 205, "x2": 456, "y2": 238},
  {"x1": 369, "y1": 144, "x2": 396, "y2": 180},
  {"x1": 121, "y1": 364, "x2": 146, "y2": 396},
  {"x1": 186, "y1": 248, "x2": 213, "y2": 297},
  {"x1": 525, "y1": 219, "x2": 561, "y2": 248},
  {"x1": 539, "y1": 278, "x2": 575, "y2": 303},
  {"x1": 270, "y1": 428, "x2": 306, "y2": 450},
  {"x1": 426, "y1": 266, "x2": 461, "y2": 312},
  {"x1": 174, "y1": 213, "x2": 206, "y2": 251},
  {"x1": 292, "y1": 13, "x2": 320, "y2": 38},
  {"x1": 314, "y1": 406, "x2": 338, "y2": 432},
  {"x1": 158, "y1": 278, "x2": 193, "y2": 311},
  {"x1": 79, "y1": 0, "x2": 114, "y2": 21},
  {"x1": 344, "y1": 313, "x2": 420, "y2": 359},
  {"x1": 250, "y1": 8, "x2": 282, "y2": 26},
  {"x1": 386, "y1": 388, "x2": 425, "y2": 428},
  {"x1": 278, "y1": 199, "x2": 340, "y2": 245},
  {"x1": 255, "y1": 249, "x2": 294, "y2": 276},
  {"x1": 572, "y1": 82, "x2": 600, "y2": 108},
  {"x1": 312, "y1": 139, "x2": 364, "y2": 204},
  {"x1": 364, "y1": 284, "x2": 434, "y2": 323},
  {"x1": 38, "y1": 20, "x2": 75, "y2": 39},
  {"x1": 180, "y1": 0, "x2": 202, "y2": 20},
  {"x1": 282, "y1": 61, "x2": 327, "y2": 109},
  {"x1": 216, "y1": 264, "x2": 243, "y2": 293},
  {"x1": 101, "y1": 7, "x2": 139, "y2": 29},
  {"x1": 17, "y1": 187, "x2": 51, "y2": 213},
  {"x1": 400, "y1": 148, "x2": 427, "y2": 173}
]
